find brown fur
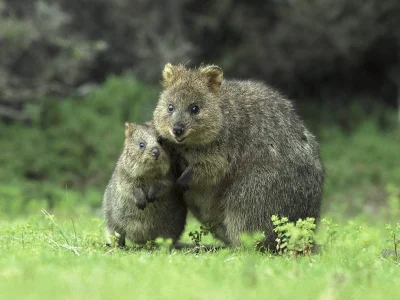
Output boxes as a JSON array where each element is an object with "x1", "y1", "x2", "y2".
[
  {"x1": 102, "y1": 122, "x2": 187, "y2": 246},
  {"x1": 153, "y1": 64, "x2": 325, "y2": 248}
]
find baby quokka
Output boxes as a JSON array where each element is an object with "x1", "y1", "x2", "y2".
[{"x1": 103, "y1": 122, "x2": 186, "y2": 247}]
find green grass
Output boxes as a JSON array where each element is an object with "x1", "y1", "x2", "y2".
[{"x1": 1, "y1": 209, "x2": 399, "y2": 300}]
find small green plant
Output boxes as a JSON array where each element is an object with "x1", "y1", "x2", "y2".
[
  {"x1": 84, "y1": 218, "x2": 104, "y2": 248},
  {"x1": 108, "y1": 232, "x2": 120, "y2": 248},
  {"x1": 321, "y1": 218, "x2": 339, "y2": 248},
  {"x1": 188, "y1": 225, "x2": 213, "y2": 247},
  {"x1": 85, "y1": 231, "x2": 101, "y2": 248},
  {"x1": 145, "y1": 240, "x2": 158, "y2": 250},
  {"x1": 271, "y1": 215, "x2": 316, "y2": 256},
  {"x1": 385, "y1": 223, "x2": 400, "y2": 261},
  {"x1": 240, "y1": 232, "x2": 267, "y2": 252},
  {"x1": 14, "y1": 223, "x2": 32, "y2": 249}
]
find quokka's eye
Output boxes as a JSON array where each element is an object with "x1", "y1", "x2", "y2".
[
  {"x1": 157, "y1": 137, "x2": 164, "y2": 146},
  {"x1": 139, "y1": 142, "x2": 145, "y2": 149},
  {"x1": 191, "y1": 105, "x2": 200, "y2": 115},
  {"x1": 168, "y1": 104, "x2": 174, "y2": 112}
]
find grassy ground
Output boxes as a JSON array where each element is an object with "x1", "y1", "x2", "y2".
[
  {"x1": 1, "y1": 120, "x2": 399, "y2": 300},
  {"x1": 0, "y1": 211, "x2": 399, "y2": 300}
]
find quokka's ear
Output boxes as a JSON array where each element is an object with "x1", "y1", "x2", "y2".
[
  {"x1": 199, "y1": 64, "x2": 223, "y2": 93},
  {"x1": 124, "y1": 122, "x2": 136, "y2": 138},
  {"x1": 161, "y1": 63, "x2": 185, "y2": 88}
]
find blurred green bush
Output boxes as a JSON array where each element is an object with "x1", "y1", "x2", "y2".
[
  {"x1": 0, "y1": 182, "x2": 99, "y2": 218},
  {"x1": 0, "y1": 75, "x2": 159, "y2": 195},
  {"x1": 322, "y1": 120, "x2": 400, "y2": 218},
  {"x1": 323, "y1": 121, "x2": 400, "y2": 192},
  {"x1": 0, "y1": 73, "x2": 398, "y2": 214}
]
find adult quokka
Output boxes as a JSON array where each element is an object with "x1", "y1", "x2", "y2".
[{"x1": 153, "y1": 63, "x2": 324, "y2": 248}]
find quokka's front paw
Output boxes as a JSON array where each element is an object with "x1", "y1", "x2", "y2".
[
  {"x1": 135, "y1": 198, "x2": 147, "y2": 210},
  {"x1": 176, "y1": 169, "x2": 194, "y2": 188},
  {"x1": 146, "y1": 186, "x2": 159, "y2": 203},
  {"x1": 146, "y1": 196, "x2": 156, "y2": 203},
  {"x1": 147, "y1": 185, "x2": 168, "y2": 202}
]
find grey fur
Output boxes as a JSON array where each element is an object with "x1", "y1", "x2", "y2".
[{"x1": 102, "y1": 122, "x2": 187, "y2": 246}]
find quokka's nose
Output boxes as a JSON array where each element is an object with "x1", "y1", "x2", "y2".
[
  {"x1": 173, "y1": 124, "x2": 185, "y2": 137},
  {"x1": 152, "y1": 147, "x2": 160, "y2": 160}
]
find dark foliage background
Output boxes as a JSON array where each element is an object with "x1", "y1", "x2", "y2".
[
  {"x1": 2, "y1": 0, "x2": 400, "y2": 114},
  {"x1": 0, "y1": 0, "x2": 399, "y2": 211}
]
